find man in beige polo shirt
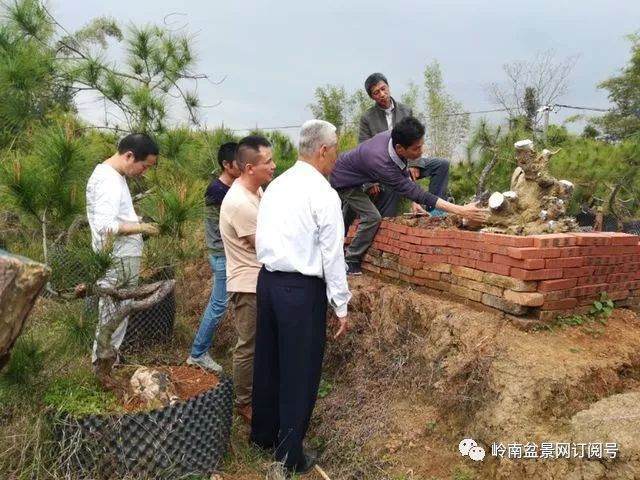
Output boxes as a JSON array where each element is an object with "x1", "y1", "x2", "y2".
[{"x1": 219, "y1": 135, "x2": 275, "y2": 422}]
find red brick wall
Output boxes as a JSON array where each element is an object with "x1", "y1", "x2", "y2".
[{"x1": 347, "y1": 220, "x2": 640, "y2": 321}]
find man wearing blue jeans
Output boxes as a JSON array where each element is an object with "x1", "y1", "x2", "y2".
[{"x1": 187, "y1": 142, "x2": 240, "y2": 372}]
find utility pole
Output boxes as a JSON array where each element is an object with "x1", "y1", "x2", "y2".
[{"x1": 538, "y1": 105, "x2": 552, "y2": 141}]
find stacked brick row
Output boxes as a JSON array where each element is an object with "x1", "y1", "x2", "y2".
[{"x1": 347, "y1": 220, "x2": 640, "y2": 320}]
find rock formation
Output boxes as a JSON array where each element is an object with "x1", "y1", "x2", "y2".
[{"x1": 0, "y1": 250, "x2": 49, "y2": 371}]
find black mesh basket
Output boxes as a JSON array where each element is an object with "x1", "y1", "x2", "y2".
[
  {"x1": 623, "y1": 220, "x2": 640, "y2": 236},
  {"x1": 574, "y1": 212, "x2": 619, "y2": 232},
  {"x1": 53, "y1": 375, "x2": 234, "y2": 479},
  {"x1": 121, "y1": 289, "x2": 176, "y2": 351},
  {"x1": 575, "y1": 211, "x2": 595, "y2": 227}
]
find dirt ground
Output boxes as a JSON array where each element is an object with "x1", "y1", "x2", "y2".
[{"x1": 175, "y1": 258, "x2": 640, "y2": 479}]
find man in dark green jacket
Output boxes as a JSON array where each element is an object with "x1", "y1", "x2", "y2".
[{"x1": 358, "y1": 72, "x2": 450, "y2": 217}]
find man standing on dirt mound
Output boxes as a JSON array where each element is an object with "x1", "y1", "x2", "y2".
[
  {"x1": 358, "y1": 72, "x2": 451, "y2": 217},
  {"x1": 86, "y1": 133, "x2": 160, "y2": 366},
  {"x1": 251, "y1": 119, "x2": 351, "y2": 475},
  {"x1": 219, "y1": 135, "x2": 276, "y2": 424},
  {"x1": 186, "y1": 142, "x2": 241, "y2": 373},
  {"x1": 331, "y1": 116, "x2": 489, "y2": 275}
]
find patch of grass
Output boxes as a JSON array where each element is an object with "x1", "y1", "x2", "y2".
[
  {"x1": 545, "y1": 293, "x2": 616, "y2": 336},
  {"x1": 452, "y1": 465, "x2": 476, "y2": 480},
  {"x1": 318, "y1": 378, "x2": 333, "y2": 399},
  {"x1": 0, "y1": 335, "x2": 45, "y2": 386},
  {"x1": 43, "y1": 370, "x2": 120, "y2": 416}
]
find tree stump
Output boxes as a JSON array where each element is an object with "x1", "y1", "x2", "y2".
[
  {"x1": 0, "y1": 250, "x2": 50, "y2": 371},
  {"x1": 482, "y1": 139, "x2": 578, "y2": 235}
]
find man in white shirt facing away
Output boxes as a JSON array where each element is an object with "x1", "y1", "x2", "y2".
[
  {"x1": 219, "y1": 135, "x2": 276, "y2": 424},
  {"x1": 86, "y1": 133, "x2": 160, "y2": 365},
  {"x1": 251, "y1": 120, "x2": 351, "y2": 475}
]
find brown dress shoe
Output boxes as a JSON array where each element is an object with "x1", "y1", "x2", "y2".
[{"x1": 236, "y1": 403, "x2": 252, "y2": 424}]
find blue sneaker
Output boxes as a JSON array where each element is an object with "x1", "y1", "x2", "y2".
[{"x1": 429, "y1": 208, "x2": 447, "y2": 217}]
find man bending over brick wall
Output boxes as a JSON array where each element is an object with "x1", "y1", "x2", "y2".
[{"x1": 330, "y1": 117, "x2": 488, "y2": 276}]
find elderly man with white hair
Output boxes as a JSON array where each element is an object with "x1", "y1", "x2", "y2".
[{"x1": 251, "y1": 119, "x2": 352, "y2": 474}]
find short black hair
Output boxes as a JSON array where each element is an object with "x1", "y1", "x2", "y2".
[
  {"x1": 236, "y1": 135, "x2": 272, "y2": 171},
  {"x1": 217, "y1": 142, "x2": 238, "y2": 171},
  {"x1": 117, "y1": 133, "x2": 159, "y2": 162},
  {"x1": 391, "y1": 117, "x2": 425, "y2": 148},
  {"x1": 364, "y1": 72, "x2": 388, "y2": 97}
]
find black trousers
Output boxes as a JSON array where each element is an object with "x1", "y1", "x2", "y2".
[{"x1": 250, "y1": 267, "x2": 328, "y2": 468}]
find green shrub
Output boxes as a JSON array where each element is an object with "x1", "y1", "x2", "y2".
[
  {"x1": 0, "y1": 335, "x2": 45, "y2": 386},
  {"x1": 43, "y1": 371, "x2": 120, "y2": 416}
]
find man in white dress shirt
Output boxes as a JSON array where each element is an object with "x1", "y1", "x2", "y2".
[
  {"x1": 86, "y1": 133, "x2": 160, "y2": 366},
  {"x1": 251, "y1": 120, "x2": 351, "y2": 474}
]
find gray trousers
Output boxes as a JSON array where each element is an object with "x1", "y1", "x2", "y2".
[
  {"x1": 340, "y1": 188, "x2": 381, "y2": 265},
  {"x1": 346, "y1": 157, "x2": 451, "y2": 222},
  {"x1": 91, "y1": 256, "x2": 141, "y2": 363},
  {"x1": 410, "y1": 156, "x2": 450, "y2": 199}
]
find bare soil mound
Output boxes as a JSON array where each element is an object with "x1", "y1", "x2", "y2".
[{"x1": 313, "y1": 276, "x2": 640, "y2": 479}]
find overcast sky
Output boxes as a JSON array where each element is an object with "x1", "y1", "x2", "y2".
[{"x1": 54, "y1": 0, "x2": 639, "y2": 140}]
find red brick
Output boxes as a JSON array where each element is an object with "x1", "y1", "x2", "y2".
[
  {"x1": 484, "y1": 243, "x2": 510, "y2": 255},
  {"x1": 563, "y1": 266, "x2": 596, "y2": 278},
  {"x1": 448, "y1": 256, "x2": 477, "y2": 269},
  {"x1": 542, "y1": 298, "x2": 578, "y2": 310},
  {"x1": 481, "y1": 293, "x2": 528, "y2": 315},
  {"x1": 603, "y1": 232, "x2": 640, "y2": 246},
  {"x1": 511, "y1": 268, "x2": 562, "y2": 281},
  {"x1": 422, "y1": 254, "x2": 449, "y2": 264},
  {"x1": 504, "y1": 290, "x2": 544, "y2": 306},
  {"x1": 507, "y1": 247, "x2": 562, "y2": 259},
  {"x1": 411, "y1": 228, "x2": 437, "y2": 238},
  {"x1": 548, "y1": 257, "x2": 584, "y2": 268},
  {"x1": 570, "y1": 233, "x2": 611, "y2": 246},
  {"x1": 543, "y1": 289, "x2": 575, "y2": 301},
  {"x1": 423, "y1": 263, "x2": 452, "y2": 273},
  {"x1": 378, "y1": 244, "x2": 401, "y2": 255},
  {"x1": 387, "y1": 223, "x2": 409, "y2": 234},
  {"x1": 561, "y1": 247, "x2": 583, "y2": 257},
  {"x1": 483, "y1": 272, "x2": 537, "y2": 291},
  {"x1": 398, "y1": 273, "x2": 423, "y2": 285},
  {"x1": 584, "y1": 256, "x2": 617, "y2": 266},
  {"x1": 415, "y1": 269, "x2": 441, "y2": 280},
  {"x1": 362, "y1": 264, "x2": 381, "y2": 274},
  {"x1": 420, "y1": 237, "x2": 451, "y2": 246},
  {"x1": 457, "y1": 278, "x2": 503, "y2": 297},
  {"x1": 476, "y1": 261, "x2": 511, "y2": 276},
  {"x1": 607, "y1": 272, "x2": 636, "y2": 284},
  {"x1": 608, "y1": 290, "x2": 630, "y2": 301},
  {"x1": 423, "y1": 280, "x2": 450, "y2": 291},
  {"x1": 403, "y1": 235, "x2": 422, "y2": 245},
  {"x1": 451, "y1": 266, "x2": 485, "y2": 282},
  {"x1": 572, "y1": 284, "x2": 608, "y2": 297},
  {"x1": 538, "y1": 278, "x2": 578, "y2": 292},
  {"x1": 399, "y1": 257, "x2": 423, "y2": 270},
  {"x1": 577, "y1": 275, "x2": 609, "y2": 286},
  {"x1": 449, "y1": 284, "x2": 483, "y2": 302},
  {"x1": 399, "y1": 250, "x2": 422, "y2": 262},
  {"x1": 398, "y1": 264, "x2": 414, "y2": 276},
  {"x1": 531, "y1": 234, "x2": 577, "y2": 248},
  {"x1": 480, "y1": 233, "x2": 534, "y2": 247},
  {"x1": 381, "y1": 268, "x2": 400, "y2": 279},
  {"x1": 581, "y1": 245, "x2": 640, "y2": 256},
  {"x1": 457, "y1": 230, "x2": 483, "y2": 242},
  {"x1": 460, "y1": 249, "x2": 493, "y2": 262},
  {"x1": 494, "y1": 254, "x2": 545, "y2": 270}
]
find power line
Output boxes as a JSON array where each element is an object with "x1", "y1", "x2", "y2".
[
  {"x1": 223, "y1": 104, "x2": 612, "y2": 132},
  {"x1": 554, "y1": 103, "x2": 611, "y2": 112}
]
